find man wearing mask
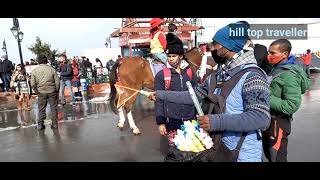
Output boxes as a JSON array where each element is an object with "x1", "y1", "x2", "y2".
[
  {"x1": 150, "y1": 22, "x2": 271, "y2": 162},
  {"x1": 58, "y1": 54, "x2": 74, "y2": 105},
  {"x1": 262, "y1": 39, "x2": 310, "y2": 162}
]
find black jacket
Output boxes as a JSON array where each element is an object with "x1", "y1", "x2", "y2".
[
  {"x1": 166, "y1": 33, "x2": 180, "y2": 45},
  {"x1": 59, "y1": 63, "x2": 73, "y2": 81},
  {"x1": 106, "y1": 60, "x2": 115, "y2": 71},
  {"x1": 155, "y1": 66, "x2": 197, "y2": 131},
  {"x1": 0, "y1": 61, "x2": 3, "y2": 73},
  {"x1": 1, "y1": 60, "x2": 13, "y2": 73}
]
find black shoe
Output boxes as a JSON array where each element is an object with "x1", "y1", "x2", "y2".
[
  {"x1": 51, "y1": 123, "x2": 58, "y2": 129},
  {"x1": 37, "y1": 124, "x2": 45, "y2": 131}
]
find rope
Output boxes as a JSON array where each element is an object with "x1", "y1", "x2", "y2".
[
  {"x1": 114, "y1": 84, "x2": 153, "y2": 108},
  {"x1": 117, "y1": 91, "x2": 139, "y2": 108},
  {"x1": 114, "y1": 84, "x2": 141, "y2": 92}
]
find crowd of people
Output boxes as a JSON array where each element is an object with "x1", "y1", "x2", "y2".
[
  {"x1": 0, "y1": 18, "x2": 315, "y2": 162},
  {"x1": 147, "y1": 19, "x2": 311, "y2": 162},
  {"x1": 0, "y1": 54, "x2": 120, "y2": 110}
]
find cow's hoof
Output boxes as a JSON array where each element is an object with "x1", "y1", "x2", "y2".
[
  {"x1": 117, "y1": 123, "x2": 124, "y2": 130},
  {"x1": 132, "y1": 127, "x2": 141, "y2": 135}
]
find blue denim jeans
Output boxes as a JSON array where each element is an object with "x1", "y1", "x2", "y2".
[
  {"x1": 60, "y1": 80, "x2": 74, "y2": 102},
  {"x1": 1, "y1": 73, "x2": 11, "y2": 91},
  {"x1": 153, "y1": 52, "x2": 168, "y2": 64}
]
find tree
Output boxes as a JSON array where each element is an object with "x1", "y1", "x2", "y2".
[{"x1": 28, "y1": 37, "x2": 65, "y2": 60}]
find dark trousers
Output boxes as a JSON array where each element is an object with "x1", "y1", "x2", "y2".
[
  {"x1": 304, "y1": 64, "x2": 310, "y2": 78},
  {"x1": 1, "y1": 72, "x2": 11, "y2": 91},
  {"x1": 262, "y1": 117, "x2": 291, "y2": 162},
  {"x1": 38, "y1": 92, "x2": 58, "y2": 125}
]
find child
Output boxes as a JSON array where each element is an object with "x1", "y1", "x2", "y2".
[
  {"x1": 71, "y1": 60, "x2": 81, "y2": 100},
  {"x1": 150, "y1": 18, "x2": 167, "y2": 65},
  {"x1": 12, "y1": 64, "x2": 31, "y2": 111}
]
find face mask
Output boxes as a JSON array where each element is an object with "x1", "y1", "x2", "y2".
[
  {"x1": 267, "y1": 54, "x2": 283, "y2": 65},
  {"x1": 211, "y1": 48, "x2": 228, "y2": 64}
]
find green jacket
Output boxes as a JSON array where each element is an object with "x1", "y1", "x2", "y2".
[
  {"x1": 270, "y1": 64, "x2": 311, "y2": 115},
  {"x1": 31, "y1": 64, "x2": 60, "y2": 94}
]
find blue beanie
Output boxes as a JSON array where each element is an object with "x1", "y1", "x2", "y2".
[{"x1": 212, "y1": 22, "x2": 248, "y2": 53}]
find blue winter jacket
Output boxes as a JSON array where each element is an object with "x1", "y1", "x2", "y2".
[{"x1": 156, "y1": 63, "x2": 271, "y2": 162}]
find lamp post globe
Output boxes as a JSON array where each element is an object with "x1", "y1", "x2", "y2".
[{"x1": 10, "y1": 26, "x2": 19, "y2": 38}]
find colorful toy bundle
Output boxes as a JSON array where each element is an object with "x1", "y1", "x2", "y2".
[{"x1": 173, "y1": 120, "x2": 214, "y2": 152}]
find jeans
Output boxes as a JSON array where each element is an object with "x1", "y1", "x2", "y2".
[
  {"x1": 60, "y1": 79, "x2": 74, "y2": 102},
  {"x1": 305, "y1": 65, "x2": 311, "y2": 78},
  {"x1": 1, "y1": 72, "x2": 11, "y2": 91},
  {"x1": 153, "y1": 52, "x2": 168, "y2": 64},
  {"x1": 38, "y1": 92, "x2": 58, "y2": 125}
]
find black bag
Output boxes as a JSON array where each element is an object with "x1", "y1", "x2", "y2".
[
  {"x1": 164, "y1": 131, "x2": 248, "y2": 162},
  {"x1": 165, "y1": 146, "x2": 216, "y2": 162},
  {"x1": 164, "y1": 67, "x2": 265, "y2": 162}
]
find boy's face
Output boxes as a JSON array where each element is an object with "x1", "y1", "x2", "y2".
[
  {"x1": 167, "y1": 54, "x2": 182, "y2": 68},
  {"x1": 267, "y1": 44, "x2": 289, "y2": 65},
  {"x1": 268, "y1": 45, "x2": 288, "y2": 59}
]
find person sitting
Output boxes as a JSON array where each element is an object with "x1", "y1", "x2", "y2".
[{"x1": 150, "y1": 18, "x2": 167, "y2": 65}]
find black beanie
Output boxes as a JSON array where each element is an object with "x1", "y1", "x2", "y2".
[{"x1": 166, "y1": 34, "x2": 184, "y2": 55}]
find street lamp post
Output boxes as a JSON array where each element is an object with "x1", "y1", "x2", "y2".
[
  {"x1": 2, "y1": 39, "x2": 8, "y2": 57},
  {"x1": 10, "y1": 18, "x2": 24, "y2": 65},
  {"x1": 106, "y1": 36, "x2": 111, "y2": 48}
]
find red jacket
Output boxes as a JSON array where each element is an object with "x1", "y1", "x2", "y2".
[
  {"x1": 72, "y1": 65, "x2": 80, "y2": 82},
  {"x1": 302, "y1": 53, "x2": 312, "y2": 65}
]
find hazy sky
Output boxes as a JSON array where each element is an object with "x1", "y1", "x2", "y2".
[
  {"x1": 0, "y1": 18, "x2": 122, "y2": 64},
  {"x1": 1, "y1": 18, "x2": 320, "y2": 64}
]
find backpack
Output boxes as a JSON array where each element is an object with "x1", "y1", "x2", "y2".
[{"x1": 163, "y1": 67, "x2": 193, "y2": 90}]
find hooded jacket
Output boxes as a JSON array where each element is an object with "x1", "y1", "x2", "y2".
[{"x1": 270, "y1": 62, "x2": 311, "y2": 116}]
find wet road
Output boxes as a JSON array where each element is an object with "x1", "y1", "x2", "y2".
[
  {"x1": 0, "y1": 94, "x2": 163, "y2": 162},
  {"x1": 288, "y1": 73, "x2": 320, "y2": 162},
  {"x1": 1, "y1": 74, "x2": 320, "y2": 162}
]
